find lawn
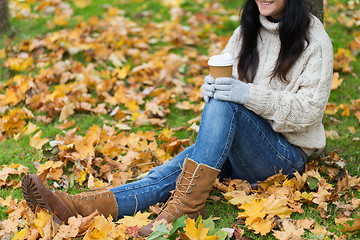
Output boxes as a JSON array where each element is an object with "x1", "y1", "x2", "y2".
[{"x1": 0, "y1": 0, "x2": 360, "y2": 239}]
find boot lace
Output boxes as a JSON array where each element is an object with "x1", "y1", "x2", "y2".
[
  {"x1": 58, "y1": 187, "x2": 112, "y2": 201},
  {"x1": 161, "y1": 164, "x2": 199, "y2": 218}
]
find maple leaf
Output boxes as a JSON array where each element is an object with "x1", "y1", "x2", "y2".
[
  {"x1": 30, "y1": 130, "x2": 49, "y2": 150},
  {"x1": 83, "y1": 215, "x2": 127, "y2": 239},
  {"x1": 158, "y1": 128, "x2": 174, "y2": 142},
  {"x1": 273, "y1": 219, "x2": 304, "y2": 240},
  {"x1": 34, "y1": 209, "x2": 57, "y2": 239},
  {"x1": 37, "y1": 160, "x2": 64, "y2": 181},
  {"x1": 263, "y1": 194, "x2": 293, "y2": 219},
  {"x1": 116, "y1": 211, "x2": 151, "y2": 227},
  {"x1": 0, "y1": 163, "x2": 28, "y2": 188},
  {"x1": 181, "y1": 218, "x2": 219, "y2": 240},
  {"x1": 248, "y1": 216, "x2": 274, "y2": 236},
  {"x1": 238, "y1": 198, "x2": 267, "y2": 225},
  {"x1": 4, "y1": 56, "x2": 33, "y2": 71},
  {"x1": 223, "y1": 190, "x2": 254, "y2": 206}
]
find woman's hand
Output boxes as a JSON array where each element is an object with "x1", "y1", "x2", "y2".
[
  {"x1": 213, "y1": 77, "x2": 250, "y2": 105},
  {"x1": 201, "y1": 75, "x2": 215, "y2": 102}
]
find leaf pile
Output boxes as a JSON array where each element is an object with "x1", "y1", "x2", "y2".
[{"x1": 217, "y1": 153, "x2": 360, "y2": 239}]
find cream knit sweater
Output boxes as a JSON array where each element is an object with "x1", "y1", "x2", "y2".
[{"x1": 223, "y1": 15, "x2": 333, "y2": 156}]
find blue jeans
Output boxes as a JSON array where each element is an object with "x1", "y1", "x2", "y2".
[{"x1": 110, "y1": 99, "x2": 306, "y2": 218}]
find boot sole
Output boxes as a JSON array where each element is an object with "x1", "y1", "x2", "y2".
[{"x1": 21, "y1": 174, "x2": 62, "y2": 224}]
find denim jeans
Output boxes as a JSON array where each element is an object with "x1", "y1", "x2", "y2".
[{"x1": 110, "y1": 99, "x2": 306, "y2": 218}]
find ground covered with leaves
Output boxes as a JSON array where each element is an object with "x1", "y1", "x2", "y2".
[{"x1": 0, "y1": 0, "x2": 360, "y2": 239}]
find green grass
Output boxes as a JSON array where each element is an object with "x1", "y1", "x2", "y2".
[{"x1": 1, "y1": 0, "x2": 360, "y2": 239}]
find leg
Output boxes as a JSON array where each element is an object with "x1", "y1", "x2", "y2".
[
  {"x1": 110, "y1": 145, "x2": 194, "y2": 217},
  {"x1": 189, "y1": 99, "x2": 306, "y2": 183},
  {"x1": 226, "y1": 104, "x2": 306, "y2": 183},
  {"x1": 190, "y1": 98, "x2": 239, "y2": 169}
]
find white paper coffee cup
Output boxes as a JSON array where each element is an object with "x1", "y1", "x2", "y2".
[{"x1": 208, "y1": 53, "x2": 234, "y2": 78}]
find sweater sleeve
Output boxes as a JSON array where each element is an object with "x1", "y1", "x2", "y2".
[
  {"x1": 221, "y1": 26, "x2": 242, "y2": 59},
  {"x1": 244, "y1": 36, "x2": 333, "y2": 133}
]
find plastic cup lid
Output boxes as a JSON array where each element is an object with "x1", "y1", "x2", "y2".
[{"x1": 208, "y1": 52, "x2": 234, "y2": 66}]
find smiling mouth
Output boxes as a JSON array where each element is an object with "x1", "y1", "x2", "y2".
[{"x1": 259, "y1": 1, "x2": 274, "y2": 5}]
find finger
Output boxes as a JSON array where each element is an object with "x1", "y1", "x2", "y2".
[
  {"x1": 202, "y1": 83, "x2": 215, "y2": 92},
  {"x1": 215, "y1": 77, "x2": 233, "y2": 85},
  {"x1": 213, "y1": 84, "x2": 231, "y2": 91},
  {"x1": 204, "y1": 75, "x2": 215, "y2": 84},
  {"x1": 214, "y1": 92, "x2": 230, "y2": 101}
]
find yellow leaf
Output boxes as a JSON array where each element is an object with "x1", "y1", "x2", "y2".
[
  {"x1": 114, "y1": 65, "x2": 130, "y2": 79},
  {"x1": 30, "y1": 131, "x2": 49, "y2": 150},
  {"x1": 331, "y1": 72, "x2": 343, "y2": 90},
  {"x1": 238, "y1": 198, "x2": 267, "y2": 225},
  {"x1": 116, "y1": 211, "x2": 151, "y2": 227},
  {"x1": 273, "y1": 219, "x2": 305, "y2": 240},
  {"x1": 78, "y1": 169, "x2": 87, "y2": 185},
  {"x1": 34, "y1": 210, "x2": 51, "y2": 237},
  {"x1": 263, "y1": 194, "x2": 293, "y2": 219},
  {"x1": 3, "y1": 87, "x2": 20, "y2": 105},
  {"x1": 5, "y1": 56, "x2": 33, "y2": 71},
  {"x1": 162, "y1": 0, "x2": 182, "y2": 8},
  {"x1": 12, "y1": 228, "x2": 29, "y2": 240},
  {"x1": 24, "y1": 122, "x2": 39, "y2": 135},
  {"x1": 85, "y1": 215, "x2": 115, "y2": 239},
  {"x1": 0, "y1": 49, "x2": 5, "y2": 59},
  {"x1": 74, "y1": 0, "x2": 92, "y2": 8},
  {"x1": 182, "y1": 218, "x2": 218, "y2": 240},
  {"x1": 223, "y1": 190, "x2": 254, "y2": 206},
  {"x1": 126, "y1": 100, "x2": 140, "y2": 112},
  {"x1": 348, "y1": 126, "x2": 356, "y2": 134},
  {"x1": 248, "y1": 216, "x2": 274, "y2": 236},
  {"x1": 158, "y1": 128, "x2": 174, "y2": 142},
  {"x1": 339, "y1": 103, "x2": 350, "y2": 117}
]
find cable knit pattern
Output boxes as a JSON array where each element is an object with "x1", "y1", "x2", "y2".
[{"x1": 223, "y1": 14, "x2": 333, "y2": 156}]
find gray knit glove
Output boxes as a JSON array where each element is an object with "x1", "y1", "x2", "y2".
[
  {"x1": 201, "y1": 75, "x2": 215, "y2": 103},
  {"x1": 213, "y1": 77, "x2": 250, "y2": 105}
]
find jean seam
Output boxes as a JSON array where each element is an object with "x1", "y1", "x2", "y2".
[
  {"x1": 214, "y1": 106, "x2": 236, "y2": 169},
  {"x1": 111, "y1": 168, "x2": 181, "y2": 194}
]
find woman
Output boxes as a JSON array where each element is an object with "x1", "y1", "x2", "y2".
[{"x1": 21, "y1": 0, "x2": 333, "y2": 237}]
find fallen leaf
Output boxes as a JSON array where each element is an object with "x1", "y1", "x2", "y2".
[
  {"x1": 116, "y1": 211, "x2": 151, "y2": 227},
  {"x1": 30, "y1": 131, "x2": 49, "y2": 150}
]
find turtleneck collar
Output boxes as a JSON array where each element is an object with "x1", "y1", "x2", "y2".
[{"x1": 259, "y1": 14, "x2": 279, "y2": 34}]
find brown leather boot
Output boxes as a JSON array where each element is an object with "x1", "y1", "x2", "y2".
[
  {"x1": 138, "y1": 158, "x2": 220, "y2": 237},
  {"x1": 21, "y1": 174, "x2": 118, "y2": 224}
]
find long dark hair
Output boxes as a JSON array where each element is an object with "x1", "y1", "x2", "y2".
[{"x1": 237, "y1": 0, "x2": 311, "y2": 83}]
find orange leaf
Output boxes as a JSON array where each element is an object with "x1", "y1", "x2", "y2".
[{"x1": 325, "y1": 103, "x2": 338, "y2": 115}]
